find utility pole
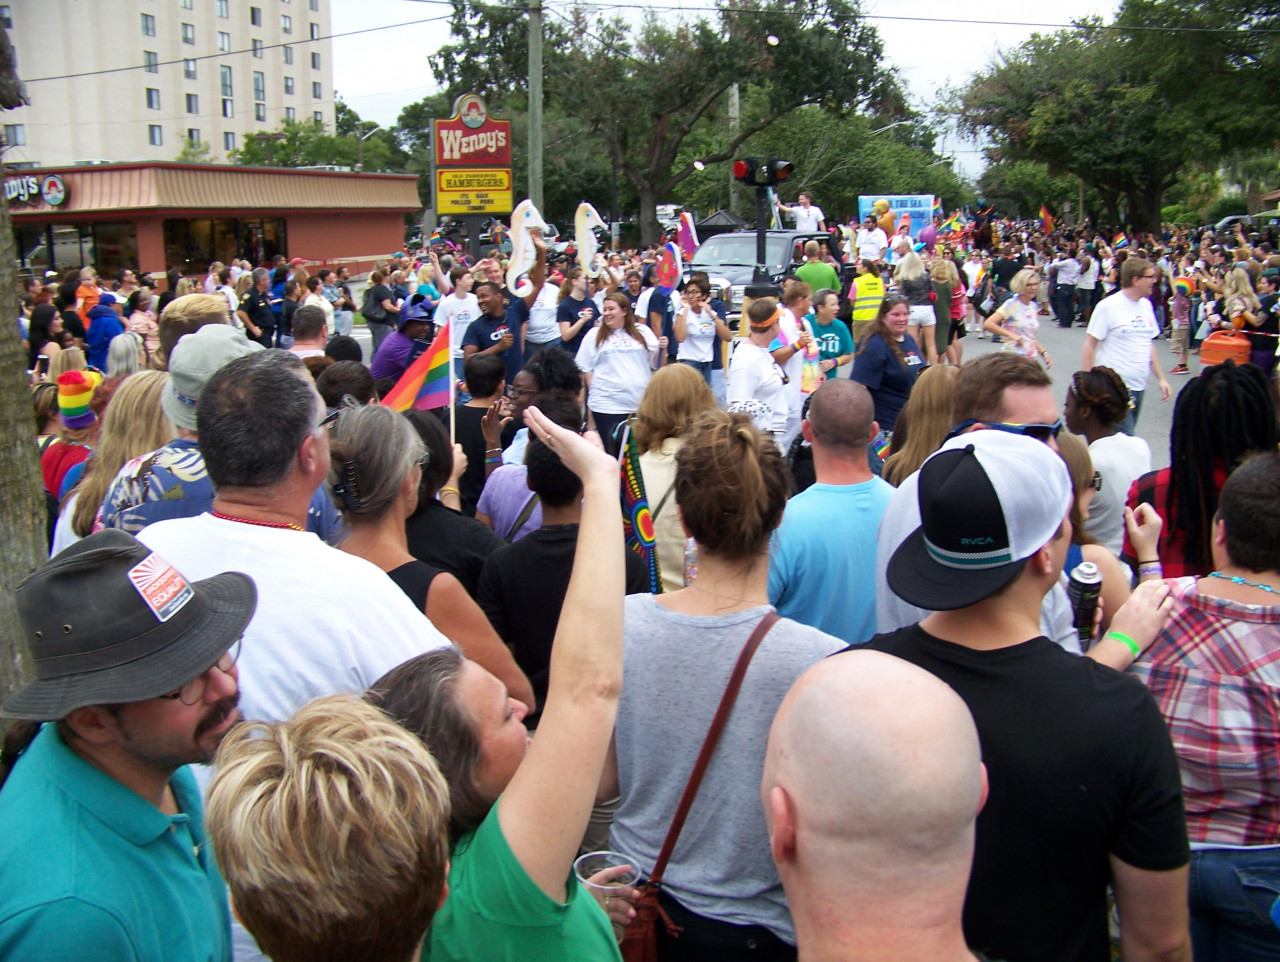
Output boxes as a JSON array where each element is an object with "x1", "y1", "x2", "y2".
[
  {"x1": 527, "y1": 0, "x2": 544, "y2": 210},
  {"x1": 728, "y1": 83, "x2": 740, "y2": 213}
]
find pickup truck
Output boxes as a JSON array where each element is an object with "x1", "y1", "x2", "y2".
[{"x1": 686, "y1": 229, "x2": 852, "y2": 320}]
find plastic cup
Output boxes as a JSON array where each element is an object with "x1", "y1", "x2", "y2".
[{"x1": 574, "y1": 850, "x2": 641, "y2": 893}]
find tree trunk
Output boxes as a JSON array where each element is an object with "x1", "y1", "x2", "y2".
[
  {"x1": 637, "y1": 182, "x2": 661, "y2": 247},
  {"x1": 0, "y1": 171, "x2": 45, "y2": 719},
  {"x1": 1247, "y1": 179, "x2": 1262, "y2": 215},
  {"x1": 1126, "y1": 183, "x2": 1164, "y2": 237}
]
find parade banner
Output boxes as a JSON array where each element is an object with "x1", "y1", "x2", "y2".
[{"x1": 857, "y1": 195, "x2": 935, "y2": 240}]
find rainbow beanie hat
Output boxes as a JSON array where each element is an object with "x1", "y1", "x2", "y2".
[{"x1": 57, "y1": 370, "x2": 103, "y2": 429}]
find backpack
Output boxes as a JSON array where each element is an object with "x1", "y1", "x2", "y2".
[{"x1": 362, "y1": 285, "x2": 387, "y2": 321}]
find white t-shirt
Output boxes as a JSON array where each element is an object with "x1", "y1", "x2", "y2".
[
  {"x1": 676, "y1": 306, "x2": 719, "y2": 363},
  {"x1": 726, "y1": 341, "x2": 788, "y2": 436},
  {"x1": 963, "y1": 259, "x2": 982, "y2": 294},
  {"x1": 525, "y1": 282, "x2": 560, "y2": 344},
  {"x1": 856, "y1": 227, "x2": 888, "y2": 261},
  {"x1": 436, "y1": 291, "x2": 480, "y2": 359},
  {"x1": 1086, "y1": 433, "x2": 1152, "y2": 554},
  {"x1": 787, "y1": 204, "x2": 825, "y2": 231},
  {"x1": 1086, "y1": 291, "x2": 1159, "y2": 391},
  {"x1": 304, "y1": 291, "x2": 335, "y2": 335},
  {"x1": 138, "y1": 514, "x2": 450, "y2": 730},
  {"x1": 1076, "y1": 257, "x2": 1100, "y2": 290},
  {"x1": 575, "y1": 325, "x2": 659, "y2": 414}
]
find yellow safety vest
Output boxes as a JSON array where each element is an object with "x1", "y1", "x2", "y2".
[{"x1": 853, "y1": 274, "x2": 885, "y2": 323}]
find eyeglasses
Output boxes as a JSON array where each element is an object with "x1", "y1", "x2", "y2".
[
  {"x1": 1088, "y1": 471, "x2": 1103, "y2": 492},
  {"x1": 159, "y1": 639, "x2": 241, "y2": 705},
  {"x1": 946, "y1": 417, "x2": 1063, "y2": 444},
  {"x1": 318, "y1": 409, "x2": 341, "y2": 429},
  {"x1": 507, "y1": 385, "x2": 535, "y2": 400}
]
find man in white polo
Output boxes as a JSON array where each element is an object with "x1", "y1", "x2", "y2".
[
  {"x1": 776, "y1": 191, "x2": 826, "y2": 231},
  {"x1": 1081, "y1": 256, "x2": 1172, "y2": 434}
]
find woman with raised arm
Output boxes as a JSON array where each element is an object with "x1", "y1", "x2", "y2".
[{"x1": 367, "y1": 405, "x2": 631, "y2": 961}]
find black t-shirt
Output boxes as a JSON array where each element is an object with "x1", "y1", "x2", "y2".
[
  {"x1": 367, "y1": 284, "x2": 394, "y2": 321},
  {"x1": 462, "y1": 313, "x2": 521, "y2": 387},
  {"x1": 477, "y1": 524, "x2": 649, "y2": 718},
  {"x1": 240, "y1": 289, "x2": 275, "y2": 333},
  {"x1": 448, "y1": 404, "x2": 489, "y2": 517},
  {"x1": 59, "y1": 309, "x2": 85, "y2": 343},
  {"x1": 405, "y1": 499, "x2": 505, "y2": 598},
  {"x1": 281, "y1": 298, "x2": 298, "y2": 338},
  {"x1": 992, "y1": 257, "x2": 1023, "y2": 290},
  {"x1": 1253, "y1": 292, "x2": 1280, "y2": 347},
  {"x1": 556, "y1": 295, "x2": 600, "y2": 357},
  {"x1": 858, "y1": 625, "x2": 1188, "y2": 962}
]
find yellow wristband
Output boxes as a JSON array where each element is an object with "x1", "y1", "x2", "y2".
[{"x1": 439, "y1": 487, "x2": 460, "y2": 496}]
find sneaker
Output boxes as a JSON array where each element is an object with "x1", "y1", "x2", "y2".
[{"x1": 1170, "y1": 364, "x2": 1189, "y2": 375}]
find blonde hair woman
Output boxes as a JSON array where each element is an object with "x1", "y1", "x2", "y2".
[
  {"x1": 59, "y1": 370, "x2": 174, "y2": 548},
  {"x1": 48, "y1": 346, "x2": 87, "y2": 380},
  {"x1": 880, "y1": 365, "x2": 959, "y2": 486},
  {"x1": 893, "y1": 251, "x2": 937, "y2": 364},
  {"x1": 983, "y1": 268, "x2": 1051, "y2": 367}
]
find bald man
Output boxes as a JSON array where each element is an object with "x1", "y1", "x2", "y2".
[
  {"x1": 763, "y1": 650, "x2": 986, "y2": 962},
  {"x1": 768, "y1": 379, "x2": 893, "y2": 644}
]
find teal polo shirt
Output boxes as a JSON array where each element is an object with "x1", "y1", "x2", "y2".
[{"x1": 0, "y1": 724, "x2": 231, "y2": 962}]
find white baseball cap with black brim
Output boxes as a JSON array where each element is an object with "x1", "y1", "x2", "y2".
[{"x1": 888, "y1": 430, "x2": 1073, "y2": 611}]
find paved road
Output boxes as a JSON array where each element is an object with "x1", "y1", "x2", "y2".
[{"x1": 957, "y1": 313, "x2": 1192, "y2": 470}]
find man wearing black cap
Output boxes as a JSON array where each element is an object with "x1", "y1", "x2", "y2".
[
  {"x1": 859, "y1": 430, "x2": 1192, "y2": 962},
  {"x1": 0, "y1": 529, "x2": 256, "y2": 961}
]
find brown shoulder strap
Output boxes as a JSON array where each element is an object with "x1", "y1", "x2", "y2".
[{"x1": 647, "y1": 610, "x2": 780, "y2": 887}]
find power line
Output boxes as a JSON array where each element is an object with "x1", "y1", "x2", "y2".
[{"x1": 20, "y1": 13, "x2": 454, "y2": 85}]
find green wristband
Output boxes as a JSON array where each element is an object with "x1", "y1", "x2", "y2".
[{"x1": 1104, "y1": 631, "x2": 1142, "y2": 658}]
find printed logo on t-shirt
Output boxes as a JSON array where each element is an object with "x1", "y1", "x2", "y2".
[{"x1": 905, "y1": 351, "x2": 923, "y2": 367}]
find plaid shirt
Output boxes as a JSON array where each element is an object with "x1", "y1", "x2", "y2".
[
  {"x1": 1124, "y1": 464, "x2": 1229, "y2": 579},
  {"x1": 1129, "y1": 576, "x2": 1280, "y2": 846}
]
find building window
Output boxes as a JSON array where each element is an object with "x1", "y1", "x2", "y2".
[
  {"x1": 186, "y1": 93, "x2": 199, "y2": 114},
  {"x1": 224, "y1": 132, "x2": 236, "y2": 151},
  {"x1": 312, "y1": 81, "x2": 321, "y2": 99},
  {"x1": 218, "y1": 31, "x2": 231, "y2": 52},
  {"x1": 310, "y1": 0, "x2": 319, "y2": 10},
  {"x1": 184, "y1": 59, "x2": 197, "y2": 80},
  {"x1": 179, "y1": 0, "x2": 193, "y2": 8},
  {"x1": 141, "y1": 13, "x2": 156, "y2": 36},
  {"x1": 252, "y1": 39, "x2": 264, "y2": 58},
  {"x1": 3, "y1": 124, "x2": 24, "y2": 147},
  {"x1": 253, "y1": 71, "x2": 265, "y2": 101},
  {"x1": 309, "y1": 22, "x2": 320, "y2": 40},
  {"x1": 255, "y1": 103, "x2": 267, "y2": 122},
  {"x1": 216, "y1": 0, "x2": 229, "y2": 17},
  {"x1": 222, "y1": 98, "x2": 234, "y2": 118},
  {"x1": 282, "y1": 45, "x2": 293, "y2": 65},
  {"x1": 0, "y1": 6, "x2": 12, "y2": 28},
  {"x1": 188, "y1": 129, "x2": 201, "y2": 145},
  {"x1": 144, "y1": 51, "x2": 159, "y2": 73},
  {"x1": 283, "y1": 76, "x2": 294, "y2": 95},
  {"x1": 250, "y1": 6, "x2": 261, "y2": 26},
  {"x1": 285, "y1": 107, "x2": 295, "y2": 122},
  {"x1": 181, "y1": 22, "x2": 195, "y2": 44},
  {"x1": 310, "y1": 51, "x2": 320, "y2": 70},
  {"x1": 146, "y1": 88, "x2": 161, "y2": 110},
  {"x1": 313, "y1": 110, "x2": 323, "y2": 124},
  {"x1": 220, "y1": 65, "x2": 233, "y2": 96},
  {"x1": 149, "y1": 125, "x2": 164, "y2": 147},
  {"x1": 281, "y1": 14, "x2": 292, "y2": 33}
]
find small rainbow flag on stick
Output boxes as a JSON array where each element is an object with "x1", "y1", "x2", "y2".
[
  {"x1": 677, "y1": 211, "x2": 700, "y2": 262},
  {"x1": 932, "y1": 196, "x2": 943, "y2": 216},
  {"x1": 1113, "y1": 232, "x2": 1129, "y2": 249},
  {"x1": 381, "y1": 321, "x2": 452, "y2": 412},
  {"x1": 618, "y1": 423, "x2": 662, "y2": 593}
]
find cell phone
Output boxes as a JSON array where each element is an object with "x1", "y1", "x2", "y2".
[{"x1": 35, "y1": 354, "x2": 49, "y2": 379}]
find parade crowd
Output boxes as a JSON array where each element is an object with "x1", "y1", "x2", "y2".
[{"x1": 2, "y1": 200, "x2": 1279, "y2": 962}]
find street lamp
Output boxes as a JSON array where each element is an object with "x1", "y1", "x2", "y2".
[
  {"x1": 356, "y1": 124, "x2": 382, "y2": 171},
  {"x1": 870, "y1": 120, "x2": 911, "y2": 136}
]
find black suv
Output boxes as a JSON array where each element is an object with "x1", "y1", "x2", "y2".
[{"x1": 686, "y1": 229, "x2": 852, "y2": 320}]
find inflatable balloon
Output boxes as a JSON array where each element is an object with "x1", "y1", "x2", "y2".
[
  {"x1": 574, "y1": 202, "x2": 608, "y2": 278},
  {"x1": 506, "y1": 200, "x2": 551, "y2": 297},
  {"x1": 919, "y1": 223, "x2": 938, "y2": 254},
  {"x1": 873, "y1": 198, "x2": 889, "y2": 215}
]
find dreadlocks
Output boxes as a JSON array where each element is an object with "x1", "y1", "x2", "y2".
[{"x1": 1168, "y1": 360, "x2": 1279, "y2": 570}]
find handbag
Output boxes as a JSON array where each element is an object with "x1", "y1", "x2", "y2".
[{"x1": 619, "y1": 610, "x2": 780, "y2": 962}]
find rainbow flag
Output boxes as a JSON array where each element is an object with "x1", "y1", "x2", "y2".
[
  {"x1": 380, "y1": 321, "x2": 451, "y2": 412},
  {"x1": 489, "y1": 218, "x2": 508, "y2": 245},
  {"x1": 677, "y1": 212, "x2": 699, "y2": 262},
  {"x1": 874, "y1": 434, "x2": 892, "y2": 461},
  {"x1": 940, "y1": 210, "x2": 964, "y2": 234},
  {"x1": 1040, "y1": 204, "x2": 1054, "y2": 235},
  {"x1": 619, "y1": 424, "x2": 661, "y2": 593},
  {"x1": 1113, "y1": 232, "x2": 1129, "y2": 249},
  {"x1": 932, "y1": 197, "x2": 943, "y2": 216}
]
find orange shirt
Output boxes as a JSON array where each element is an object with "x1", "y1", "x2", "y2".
[{"x1": 76, "y1": 284, "x2": 100, "y2": 328}]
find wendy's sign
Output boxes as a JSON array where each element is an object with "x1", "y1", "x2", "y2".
[{"x1": 434, "y1": 95, "x2": 512, "y2": 168}]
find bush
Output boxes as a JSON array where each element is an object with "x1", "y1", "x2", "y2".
[{"x1": 1206, "y1": 194, "x2": 1248, "y2": 224}]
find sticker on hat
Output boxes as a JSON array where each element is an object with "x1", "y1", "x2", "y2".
[{"x1": 127, "y1": 553, "x2": 195, "y2": 622}]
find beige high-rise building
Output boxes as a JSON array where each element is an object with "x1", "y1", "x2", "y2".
[{"x1": 1, "y1": 0, "x2": 334, "y2": 168}]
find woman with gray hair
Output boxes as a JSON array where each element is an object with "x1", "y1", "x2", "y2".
[
  {"x1": 106, "y1": 331, "x2": 144, "y2": 377},
  {"x1": 328, "y1": 403, "x2": 534, "y2": 709}
]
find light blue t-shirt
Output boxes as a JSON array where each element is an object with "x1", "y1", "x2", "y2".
[{"x1": 768, "y1": 477, "x2": 894, "y2": 645}]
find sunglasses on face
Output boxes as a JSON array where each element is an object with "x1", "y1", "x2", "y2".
[{"x1": 946, "y1": 417, "x2": 1063, "y2": 444}]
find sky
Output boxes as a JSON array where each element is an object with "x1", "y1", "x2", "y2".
[{"x1": 332, "y1": 0, "x2": 1119, "y2": 180}]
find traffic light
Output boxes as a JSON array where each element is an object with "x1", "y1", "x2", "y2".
[{"x1": 732, "y1": 156, "x2": 793, "y2": 188}]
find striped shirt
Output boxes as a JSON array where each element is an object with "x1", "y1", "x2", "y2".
[{"x1": 1129, "y1": 576, "x2": 1280, "y2": 846}]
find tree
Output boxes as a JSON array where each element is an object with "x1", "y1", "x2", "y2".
[
  {"x1": 431, "y1": 0, "x2": 903, "y2": 242},
  {"x1": 175, "y1": 138, "x2": 215, "y2": 164},
  {"x1": 0, "y1": 27, "x2": 44, "y2": 717},
  {"x1": 977, "y1": 160, "x2": 1098, "y2": 222},
  {"x1": 231, "y1": 118, "x2": 405, "y2": 172}
]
